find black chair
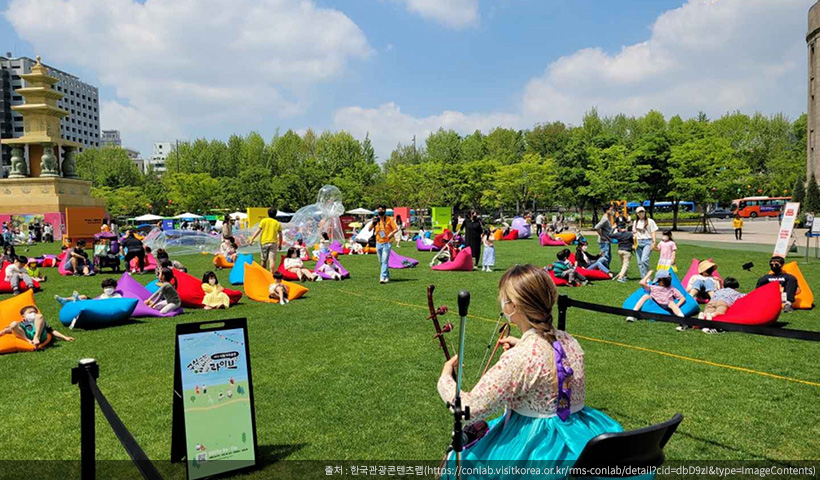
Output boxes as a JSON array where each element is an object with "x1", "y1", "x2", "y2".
[{"x1": 571, "y1": 413, "x2": 683, "y2": 478}]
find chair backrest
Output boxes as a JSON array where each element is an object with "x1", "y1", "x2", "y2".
[{"x1": 571, "y1": 413, "x2": 683, "y2": 477}]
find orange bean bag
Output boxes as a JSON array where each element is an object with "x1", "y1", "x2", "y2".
[
  {"x1": 0, "y1": 290, "x2": 52, "y2": 354},
  {"x1": 213, "y1": 254, "x2": 234, "y2": 269},
  {"x1": 712, "y1": 282, "x2": 782, "y2": 326},
  {"x1": 555, "y1": 232, "x2": 576, "y2": 244},
  {"x1": 781, "y1": 262, "x2": 814, "y2": 310},
  {"x1": 493, "y1": 229, "x2": 503, "y2": 241},
  {"x1": 244, "y1": 262, "x2": 309, "y2": 304},
  {"x1": 363, "y1": 246, "x2": 377, "y2": 254}
]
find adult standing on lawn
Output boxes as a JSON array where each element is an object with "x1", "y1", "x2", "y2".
[
  {"x1": 221, "y1": 214, "x2": 233, "y2": 240},
  {"x1": 535, "y1": 212, "x2": 544, "y2": 236},
  {"x1": 121, "y1": 230, "x2": 146, "y2": 273},
  {"x1": 632, "y1": 206, "x2": 658, "y2": 279},
  {"x1": 249, "y1": 207, "x2": 283, "y2": 274},
  {"x1": 461, "y1": 210, "x2": 484, "y2": 269},
  {"x1": 594, "y1": 204, "x2": 614, "y2": 269},
  {"x1": 372, "y1": 205, "x2": 398, "y2": 284}
]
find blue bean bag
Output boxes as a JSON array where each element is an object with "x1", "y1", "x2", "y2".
[
  {"x1": 229, "y1": 253, "x2": 254, "y2": 285},
  {"x1": 58, "y1": 297, "x2": 139, "y2": 329},
  {"x1": 621, "y1": 270, "x2": 699, "y2": 317}
]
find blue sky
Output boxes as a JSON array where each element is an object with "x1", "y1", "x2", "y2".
[{"x1": 1, "y1": 0, "x2": 812, "y2": 159}]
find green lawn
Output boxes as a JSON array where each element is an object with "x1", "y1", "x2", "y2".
[{"x1": 1, "y1": 238, "x2": 818, "y2": 474}]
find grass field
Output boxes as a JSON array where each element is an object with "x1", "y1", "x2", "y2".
[{"x1": 0, "y1": 238, "x2": 818, "y2": 475}]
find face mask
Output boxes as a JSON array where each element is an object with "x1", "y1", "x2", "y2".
[
  {"x1": 378, "y1": 211, "x2": 385, "y2": 217},
  {"x1": 501, "y1": 299, "x2": 515, "y2": 322},
  {"x1": 25, "y1": 312, "x2": 36, "y2": 322},
  {"x1": 103, "y1": 287, "x2": 115, "y2": 296}
]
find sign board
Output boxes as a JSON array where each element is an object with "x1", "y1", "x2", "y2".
[
  {"x1": 246, "y1": 208, "x2": 268, "y2": 230},
  {"x1": 812, "y1": 217, "x2": 820, "y2": 235},
  {"x1": 64, "y1": 207, "x2": 106, "y2": 245},
  {"x1": 162, "y1": 219, "x2": 175, "y2": 231},
  {"x1": 773, "y1": 202, "x2": 800, "y2": 257},
  {"x1": 172, "y1": 319, "x2": 258, "y2": 479},
  {"x1": 431, "y1": 206, "x2": 451, "y2": 234}
]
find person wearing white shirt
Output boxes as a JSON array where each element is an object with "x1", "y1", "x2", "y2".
[{"x1": 632, "y1": 206, "x2": 658, "y2": 278}]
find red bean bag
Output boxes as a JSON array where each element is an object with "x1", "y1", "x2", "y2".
[
  {"x1": 711, "y1": 282, "x2": 781, "y2": 326},
  {"x1": 547, "y1": 268, "x2": 569, "y2": 286},
  {"x1": 431, "y1": 247, "x2": 473, "y2": 271},
  {"x1": 540, "y1": 234, "x2": 567, "y2": 246},
  {"x1": 172, "y1": 268, "x2": 242, "y2": 309},
  {"x1": 0, "y1": 262, "x2": 41, "y2": 294},
  {"x1": 503, "y1": 230, "x2": 519, "y2": 241},
  {"x1": 577, "y1": 268, "x2": 611, "y2": 281},
  {"x1": 276, "y1": 255, "x2": 300, "y2": 281},
  {"x1": 56, "y1": 251, "x2": 67, "y2": 262}
]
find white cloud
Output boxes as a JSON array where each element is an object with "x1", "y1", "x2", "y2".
[
  {"x1": 388, "y1": 0, "x2": 479, "y2": 29},
  {"x1": 337, "y1": 0, "x2": 810, "y2": 160},
  {"x1": 5, "y1": 0, "x2": 372, "y2": 147}
]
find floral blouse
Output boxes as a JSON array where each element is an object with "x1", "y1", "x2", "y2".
[{"x1": 437, "y1": 329, "x2": 586, "y2": 424}]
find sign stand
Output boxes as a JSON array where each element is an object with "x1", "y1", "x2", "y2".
[{"x1": 171, "y1": 318, "x2": 258, "y2": 480}]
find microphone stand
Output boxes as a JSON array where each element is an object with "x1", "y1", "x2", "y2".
[{"x1": 448, "y1": 290, "x2": 470, "y2": 480}]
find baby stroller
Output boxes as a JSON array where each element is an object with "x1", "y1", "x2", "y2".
[
  {"x1": 430, "y1": 230, "x2": 459, "y2": 267},
  {"x1": 93, "y1": 231, "x2": 121, "y2": 273}
]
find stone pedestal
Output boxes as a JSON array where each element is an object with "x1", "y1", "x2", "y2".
[{"x1": 0, "y1": 177, "x2": 104, "y2": 215}]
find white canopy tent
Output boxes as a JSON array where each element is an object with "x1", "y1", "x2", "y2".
[
  {"x1": 173, "y1": 212, "x2": 204, "y2": 219},
  {"x1": 347, "y1": 208, "x2": 374, "y2": 215},
  {"x1": 229, "y1": 212, "x2": 248, "y2": 219},
  {"x1": 133, "y1": 214, "x2": 164, "y2": 222}
]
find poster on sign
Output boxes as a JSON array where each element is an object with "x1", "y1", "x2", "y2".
[
  {"x1": 171, "y1": 318, "x2": 258, "y2": 480},
  {"x1": 773, "y1": 202, "x2": 800, "y2": 257}
]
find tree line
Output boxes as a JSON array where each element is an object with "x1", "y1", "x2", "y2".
[{"x1": 76, "y1": 109, "x2": 819, "y2": 224}]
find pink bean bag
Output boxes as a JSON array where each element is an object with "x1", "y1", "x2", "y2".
[
  {"x1": 503, "y1": 230, "x2": 519, "y2": 241},
  {"x1": 388, "y1": 250, "x2": 418, "y2": 269},
  {"x1": 113, "y1": 272, "x2": 182, "y2": 317},
  {"x1": 130, "y1": 252, "x2": 158, "y2": 273},
  {"x1": 540, "y1": 234, "x2": 567, "y2": 246},
  {"x1": 416, "y1": 237, "x2": 440, "y2": 251},
  {"x1": 712, "y1": 282, "x2": 781, "y2": 326},
  {"x1": 58, "y1": 252, "x2": 93, "y2": 276},
  {"x1": 314, "y1": 251, "x2": 350, "y2": 280},
  {"x1": 431, "y1": 247, "x2": 473, "y2": 271}
]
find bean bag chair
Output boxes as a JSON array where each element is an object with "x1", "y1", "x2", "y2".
[
  {"x1": 56, "y1": 251, "x2": 67, "y2": 262},
  {"x1": 314, "y1": 251, "x2": 350, "y2": 280},
  {"x1": 708, "y1": 282, "x2": 781, "y2": 326},
  {"x1": 547, "y1": 268, "x2": 569, "y2": 287},
  {"x1": 511, "y1": 217, "x2": 532, "y2": 239},
  {"x1": 622, "y1": 270, "x2": 700, "y2": 317},
  {"x1": 363, "y1": 246, "x2": 377, "y2": 254},
  {"x1": 780, "y1": 262, "x2": 814, "y2": 310},
  {"x1": 57, "y1": 252, "x2": 72, "y2": 276},
  {"x1": 35, "y1": 255, "x2": 57, "y2": 268},
  {"x1": 540, "y1": 234, "x2": 567, "y2": 247},
  {"x1": 432, "y1": 247, "x2": 473, "y2": 271},
  {"x1": 276, "y1": 255, "x2": 301, "y2": 281},
  {"x1": 389, "y1": 250, "x2": 418, "y2": 269},
  {"x1": 147, "y1": 269, "x2": 242, "y2": 309},
  {"x1": 130, "y1": 252, "x2": 157, "y2": 273},
  {"x1": 502, "y1": 230, "x2": 519, "y2": 241},
  {"x1": 329, "y1": 241, "x2": 344, "y2": 254},
  {"x1": 577, "y1": 268, "x2": 611, "y2": 281},
  {"x1": 0, "y1": 262, "x2": 41, "y2": 294},
  {"x1": 58, "y1": 297, "x2": 138, "y2": 329},
  {"x1": 493, "y1": 229, "x2": 503, "y2": 241},
  {"x1": 416, "y1": 237, "x2": 440, "y2": 252},
  {"x1": 115, "y1": 272, "x2": 182, "y2": 317},
  {"x1": 244, "y1": 262, "x2": 309, "y2": 304},
  {"x1": 555, "y1": 232, "x2": 576, "y2": 244},
  {"x1": 311, "y1": 250, "x2": 338, "y2": 261},
  {"x1": 229, "y1": 253, "x2": 254, "y2": 285},
  {"x1": 213, "y1": 254, "x2": 234, "y2": 269},
  {"x1": 681, "y1": 258, "x2": 723, "y2": 303},
  {"x1": 0, "y1": 290, "x2": 52, "y2": 354}
]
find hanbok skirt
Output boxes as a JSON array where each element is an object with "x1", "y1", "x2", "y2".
[{"x1": 443, "y1": 407, "x2": 651, "y2": 479}]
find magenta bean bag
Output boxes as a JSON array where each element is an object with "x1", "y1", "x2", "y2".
[
  {"x1": 416, "y1": 237, "x2": 441, "y2": 251},
  {"x1": 431, "y1": 247, "x2": 474, "y2": 271},
  {"x1": 540, "y1": 234, "x2": 568, "y2": 246},
  {"x1": 329, "y1": 241, "x2": 344, "y2": 254},
  {"x1": 130, "y1": 252, "x2": 158, "y2": 273},
  {"x1": 388, "y1": 250, "x2": 418, "y2": 269},
  {"x1": 314, "y1": 251, "x2": 350, "y2": 280}
]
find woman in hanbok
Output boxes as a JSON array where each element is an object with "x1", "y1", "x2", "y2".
[{"x1": 437, "y1": 264, "x2": 631, "y2": 479}]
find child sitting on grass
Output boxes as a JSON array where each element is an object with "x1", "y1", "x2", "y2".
[
  {"x1": 55, "y1": 278, "x2": 122, "y2": 304},
  {"x1": 316, "y1": 256, "x2": 343, "y2": 281},
  {"x1": 627, "y1": 270, "x2": 685, "y2": 324},
  {"x1": 201, "y1": 271, "x2": 230, "y2": 310},
  {"x1": 0, "y1": 305, "x2": 73, "y2": 348},
  {"x1": 699, "y1": 277, "x2": 745, "y2": 334},
  {"x1": 549, "y1": 249, "x2": 589, "y2": 286},
  {"x1": 145, "y1": 269, "x2": 182, "y2": 314},
  {"x1": 26, "y1": 258, "x2": 47, "y2": 283},
  {"x1": 269, "y1": 271, "x2": 289, "y2": 304}
]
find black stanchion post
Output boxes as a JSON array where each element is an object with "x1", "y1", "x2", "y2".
[
  {"x1": 557, "y1": 295, "x2": 569, "y2": 331},
  {"x1": 71, "y1": 358, "x2": 100, "y2": 480}
]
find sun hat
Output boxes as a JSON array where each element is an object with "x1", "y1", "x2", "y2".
[
  {"x1": 636, "y1": 206, "x2": 646, "y2": 214},
  {"x1": 698, "y1": 259, "x2": 716, "y2": 274},
  {"x1": 654, "y1": 269, "x2": 670, "y2": 280}
]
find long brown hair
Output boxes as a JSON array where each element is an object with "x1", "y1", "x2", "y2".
[{"x1": 498, "y1": 264, "x2": 558, "y2": 342}]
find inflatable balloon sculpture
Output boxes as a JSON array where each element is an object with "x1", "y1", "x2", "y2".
[{"x1": 281, "y1": 185, "x2": 346, "y2": 248}]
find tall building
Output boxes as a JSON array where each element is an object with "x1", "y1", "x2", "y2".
[
  {"x1": 101, "y1": 129, "x2": 121, "y2": 147},
  {"x1": 809, "y1": 2, "x2": 820, "y2": 182},
  {"x1": 148, "y1": 141, "x2": 173, "y2": 173},
  {"x1": 0, "y1": 55, "x2": 100, "y2": 177},
  {"x1": 124, "y1": 147, "x2": 144, "y2": 174}
]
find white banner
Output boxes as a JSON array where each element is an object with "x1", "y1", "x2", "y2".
[{"x1": 773, "y1": 202, "x2": 800, "y2": 257}]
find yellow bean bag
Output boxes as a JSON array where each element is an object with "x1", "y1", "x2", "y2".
[
  {"x1": 213, "y1": 254, "x2": 234, "y2": 269},
  {"x1": 0, "y1": 290, "x2": 52, "y2": 355},
  {"x1": 243, "y1": 262, "x2": 309, "y2": 304},
  {"x1": 493, "y1": 229, "x2": 503, "y2": 241},
  {"x1": 555, "y1": 232, "x2": 576, "y2": 244},
  {"x1": 782, "y1": 262, "x2": 814, "y2": 310}
]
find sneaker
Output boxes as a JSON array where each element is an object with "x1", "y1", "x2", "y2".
[
  {"x1": 379, "y1": 279, "x2": 386, "y2": 284},
  {"x1": 383, "y1": 279, "x2": 390, "y2": 284},
  {"x1": 617, "y1": 277, "x2": 627, "y2": 283},
  {"x1": 626, "y1": 316, "x2": 637, "y2": 322},
  {"x1": 675, "y1": 325, "x2": 688, "y2": 332},
  {"x1": 12, "y1": 289, "x2": 20, "y2": 296},
  {"x1": 783, "y1": 303, "x2": 794, "y2": 313},
  {"x1": 315, "y1": 277, "x2": 323, "y2": 282},
  {"x1": 701, "y1": 327, "x2": 711, "y2": 334}
]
